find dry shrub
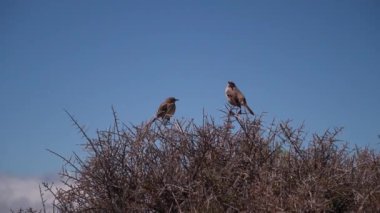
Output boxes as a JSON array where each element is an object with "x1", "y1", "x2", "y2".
[{"x1": 40, "y1": 109, "x2": 380, "y2": 212}]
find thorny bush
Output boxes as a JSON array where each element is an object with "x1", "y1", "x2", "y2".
[{"x1": 35, "y1": 109, "x2": 380, "y2": 212}]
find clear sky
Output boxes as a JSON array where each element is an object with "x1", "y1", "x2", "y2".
[{"x1": 1, "y1": 0, "x2": 379, "y2": 178}]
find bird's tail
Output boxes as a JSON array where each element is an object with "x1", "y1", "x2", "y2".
[{"x1": 245, "y1": 105, "x2": 254, "y2": 115}]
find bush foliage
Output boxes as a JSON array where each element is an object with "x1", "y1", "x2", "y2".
[{"x1": 36, "y1": 109, "x2": 380, "y2": 212}]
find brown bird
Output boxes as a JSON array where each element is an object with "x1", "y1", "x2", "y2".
[
  {"x1": 225, "y1": 81, "x2": 254, "y2": 115},
  {"x1": 154, "y1": 97, "x2": 179, "y2": 123}
]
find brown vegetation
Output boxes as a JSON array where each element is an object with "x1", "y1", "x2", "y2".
[{"x1": 19, "y1": 108, "x2": 380, "y2": 212}]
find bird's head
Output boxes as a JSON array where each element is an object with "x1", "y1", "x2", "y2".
[
  {"x1": 166, "y1": 97, "x2": 179, "y2": 103},
  {"x1": 227, "y1": 81, "x2": 236, "y2": 88}
]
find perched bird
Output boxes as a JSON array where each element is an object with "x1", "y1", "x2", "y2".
[
  {"x1": 154, "y1": 97, "x2": 179, "y2": 123},
  {"x1": 225, "y1": 81, "x2": 254, "y2": 115}
]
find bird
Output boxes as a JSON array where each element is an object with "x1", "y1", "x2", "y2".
[
  {"x1": 153, "y1": 97, "x2": 179, "y2": 123},
  {"x1": 225, "y1": 81, "x2": 254, "y2": 115}
]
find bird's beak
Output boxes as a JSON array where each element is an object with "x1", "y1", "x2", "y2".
[{"x1": 175, "y1": 98, "x2": 179, "y2": 101}]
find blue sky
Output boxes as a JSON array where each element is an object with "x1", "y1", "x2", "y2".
[{"x1": 1, "y1": 0, "x2": 379, "y2": 178}]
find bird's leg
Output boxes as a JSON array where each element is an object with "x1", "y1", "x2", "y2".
[
  {"x1": 225, "y1": 104, "x2": 235, "y2": 116},
  {"x1": 162, "y1": 117, "x2": 170, "y2": 125}
]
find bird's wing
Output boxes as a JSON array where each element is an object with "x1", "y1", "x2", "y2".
[
  {"x1": 236, "y1": 89, "x2": 254, "y2": 115},
  {"x1": 165, "y1": 103, "x2": 176, "y2": 116},
  {"x1": 236, "y1": 88, "x2": 247, "y2": 105},
  {"x1": 156, "y1": 103, "x2": 168, "y2": 118}
]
